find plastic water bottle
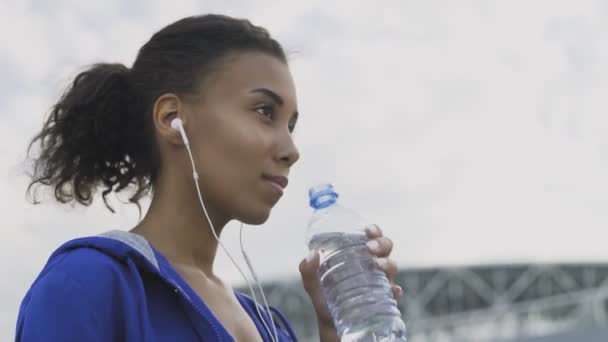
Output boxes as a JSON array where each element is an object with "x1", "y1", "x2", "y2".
[{"x1": 306, "y1": 183, "x2": 407, "y2": 341}]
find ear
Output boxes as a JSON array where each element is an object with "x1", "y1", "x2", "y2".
[{"x1": 153, "y1": 93, "x2": 187, "y2": 146}]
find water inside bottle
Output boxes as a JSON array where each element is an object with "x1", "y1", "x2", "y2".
[{"x1": 309, "y1": 232, "x2": 406, "y2": 341}]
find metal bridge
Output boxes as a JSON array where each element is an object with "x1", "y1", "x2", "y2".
[{"x1": 244, "y1": 263, "x2": 608, "y2": 341}]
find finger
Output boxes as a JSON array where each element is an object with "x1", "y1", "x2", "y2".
[
  {"x1": 299, "y1": 250, "x2": 320, "y2": 276},
  {"x1": 364, "y1": 224, "x2": 383, "y2": 238},
  {"x1": 366, "y1": 237, "x2": 394, "y2": 257},
  {"x1": 375, "y1": 258, "x2": 399, "y2": 282},
  {"x1": 299, "y1": 251, "x2": 333, "y2": 325},
  {"x1": 392, "y1": 284, "x2": 403, "y2": 299},
  {"x1": 299, "y1": 250, "x2": 321, "y2": 292}
]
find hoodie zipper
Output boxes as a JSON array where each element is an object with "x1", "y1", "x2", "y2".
[
  {"x1": 169, "y1": 280, "x2": 224, "y2": 342},
  {"x1": 93, "y1": 232, "x2": 228, "y2": 341}
]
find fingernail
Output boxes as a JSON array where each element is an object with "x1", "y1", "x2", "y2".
[
  {"x1": 372, "y1": 224, "x2": 380, "y2": 234},
  {"x1": 396, "y1": 285, "x2": 403, "y2": 297},
  {"x1": 365, "y1": 224, "x2": 379, "y2": 234},
  {"x1": 306, "y1": 250, "x2": 317, "y2": 263},
  {"x1": 366, "y1": 240, "x2": 380, "y2": 252},
  {"x1": 375, "y1": 258, "x2": 388, "y2": 268}
]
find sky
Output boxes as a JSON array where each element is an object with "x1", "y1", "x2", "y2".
[{"x1": 2, "y1": 0, "x2": 608, "y2": 339}]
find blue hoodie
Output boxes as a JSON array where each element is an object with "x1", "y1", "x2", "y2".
[{"x1": 16, "y1": 230, "x2": 298, "y2": 341}]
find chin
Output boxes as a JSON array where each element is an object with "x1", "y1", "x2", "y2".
[{"x1": 238, "y1": 209, "x2": 272, "y2": 225}]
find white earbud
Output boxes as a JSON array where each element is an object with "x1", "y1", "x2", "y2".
[
  {"x1": 170, "y1": 118, "x2": 189, "y2": 146},
  {"x1": 170, "y1": 117, "x2": 183, "y2": 130}
]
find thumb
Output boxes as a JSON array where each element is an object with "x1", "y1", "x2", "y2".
[
  {"x1": 299, "y1": 250, "x2": 333, "y2": 325},
  {"x1": 299, "y1": 250, "x2": 321, "y2": 293}
]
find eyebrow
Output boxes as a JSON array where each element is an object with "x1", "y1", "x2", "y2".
[
  {"x1": 250, "y1": 88, "x2": 299, "y2": 120},
  {"x1": 250, "y1": 88, "x2": 284, "y2": 105}
]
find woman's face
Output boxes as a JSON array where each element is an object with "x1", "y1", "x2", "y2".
[{"x1": 183, "y1": 51, "x2": 300, "y2": 225}]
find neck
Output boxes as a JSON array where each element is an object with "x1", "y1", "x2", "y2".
[{"x1": 132, "y1": 173, "x2": 230, "y2": 278}]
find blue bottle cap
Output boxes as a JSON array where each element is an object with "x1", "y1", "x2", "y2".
[{"x1": 309, "y1": 183, "x2": 339, "y2": 209}]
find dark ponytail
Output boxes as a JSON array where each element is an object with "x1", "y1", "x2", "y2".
[
  {"x1": 26, "y1": 14, "x2": 286, "y2": 212},
  {"x1": 27, "y1": 63, "x2": 155, "y2": 212}
]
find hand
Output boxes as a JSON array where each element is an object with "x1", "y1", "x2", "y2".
[{"x1": 299, "y1": 225, "x2": 403, "y2": 339}]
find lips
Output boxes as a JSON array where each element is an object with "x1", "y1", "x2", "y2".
[{"x1": 262, "y1": 175, "x2": 288, "y2": 189}]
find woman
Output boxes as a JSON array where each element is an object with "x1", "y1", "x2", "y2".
[{"x1": 16, "y1": 14, "x2": 401, "y2": 341}]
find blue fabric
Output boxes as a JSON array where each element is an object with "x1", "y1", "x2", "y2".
[{"x1": 16, "y1": 234, "x2": 298, "y2": 341}]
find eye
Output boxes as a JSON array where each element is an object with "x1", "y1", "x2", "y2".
[
  {"x1": 255, "y1": 104, "x2": 274, "y2": 120},
  {"x1": 288, "y1": 113, "x2": 299, "y2": 134},
  {"x1": 288, "y1": 121, "x2": 297, "y2": 134}
]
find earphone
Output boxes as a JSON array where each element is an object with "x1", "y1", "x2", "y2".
[
  {"x1": 171, "y1": 118, "x2": 189, "y2": 145},
  {"x1": 170, "y1": 117, "x2": 280, "y2": 342}
]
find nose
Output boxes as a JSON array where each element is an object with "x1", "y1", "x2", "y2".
[{"x1": 276, "y1": 131, "x2": 300, "y2": 167}]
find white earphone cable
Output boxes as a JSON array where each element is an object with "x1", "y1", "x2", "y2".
[
  {"x1": 240, "y1": 224, "x2": 279, "y2": 341},
  {"x1": 178, "y1": 121, "x2": 279, "y2": 342}
]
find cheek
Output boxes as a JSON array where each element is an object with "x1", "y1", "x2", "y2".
[
  {"x1": 222, "y1": 123, "x2": 273, "y2": 167},
  {"x1": 194, "y1": 119, "x2": 273, "y2": 196}
]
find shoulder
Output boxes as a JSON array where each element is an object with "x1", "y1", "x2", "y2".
[
  {"x1": 34, "y1": 232, "x2": 158, "y2": 294},
  {"x1": 42, "y1": 244, "x2": 130, "y2": 294},
  {"x1": 22, "y1": 244, "x2": 128, "y2": 302},
  {"x1": 16, "y1": 246, "x2": 131, "y2": 341}
]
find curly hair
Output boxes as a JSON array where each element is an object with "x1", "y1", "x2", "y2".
[{"x1": 26, "y1": 14, "x2": 287, "y2": 213}]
